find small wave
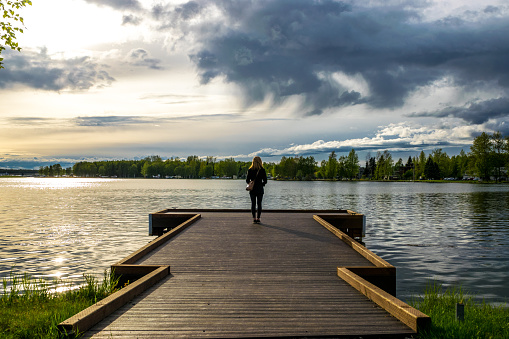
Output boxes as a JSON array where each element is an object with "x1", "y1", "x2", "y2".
[{"x1": 404, "y1": 243, "x2": 457, "y2": 248}]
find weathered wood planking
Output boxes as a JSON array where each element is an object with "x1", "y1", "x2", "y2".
[
  {"x1": 140, "y1": 212, "x2": 370, "y2": 275},
  {"x1": 85, "y1": 274, "x2": 411, "y2": 338},
  {"x1": 79, "y1": 211, "x2": 420, "y2": 338},
  {"x1": 150, "y1": 209, "x2": 365, "y2": 240},
  {"x1": 59, "y1": 266, "x2": 169, "y2": 336}
]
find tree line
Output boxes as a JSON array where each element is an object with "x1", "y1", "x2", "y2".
[
  {"x1": 361, "y1": 131, "x2": 508, "y2": 181},
  {"x1": 41, "y1": 156, "x2": 254, "y2": 179},
  {"x1": 39, "y1": 131, "x2": 509, "y2": 181}
]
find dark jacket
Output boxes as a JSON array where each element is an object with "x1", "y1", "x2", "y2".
[{"x1": 246, "y1": 167, "x2": 267, "y2": 194}]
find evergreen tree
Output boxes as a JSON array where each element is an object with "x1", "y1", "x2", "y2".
[
  {"x1": 363, "y1": 153, "x2": 375, "y2": 179},
  {"x1": 491, "y1": 131, "x2": 505, "y2": 182},
  {"x1": 394, "y1": 158, "x2": 404, "y2": 179},
  {"x1": 405, "y1": 156, "x2": 413, "y2": 167},
  {"x1": 431, "y1": 148, "x2": 450, "y2": 178},
  {"x1": 424, "y1": 156, "x2": 440, "y2": 180}
]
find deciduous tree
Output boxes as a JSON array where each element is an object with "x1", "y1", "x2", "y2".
[
  {"x1": 470, "y1": 132, "x2": 493, "y2": 180},
  {"x1": 1, "y1": 0, "x2": 32, "y2": 69},
  {"x1": 344, "y1": 149, "x2": 359, "y2": 179},
  {"x1": 325, "y1": 151, "x2": 338, "y2": 179}
]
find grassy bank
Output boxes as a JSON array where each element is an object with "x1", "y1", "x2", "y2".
[
  {"x1": 2, "y1": 273, "x2": 508, "y2": 338},
  {"x1": 411, "y1": 282, "x2": 509, "y2": 339},
  {"x1": 1, "y1": 270, "x2": 119, "y2": 338}
]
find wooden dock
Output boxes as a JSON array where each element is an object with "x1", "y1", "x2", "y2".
[{"x1": 59, "y1": 209, "x2": 430, "y2": 338}]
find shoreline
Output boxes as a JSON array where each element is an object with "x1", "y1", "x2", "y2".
[{"x1": 2, "y1": 175, "x2": 508, "y2": 184}]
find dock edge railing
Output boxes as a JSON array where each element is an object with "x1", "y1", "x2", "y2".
[
  {"x1": 57, "y1": 213, "x2": 201, "y2": 336},
  {"x1": 58, "y1": 209, "x2": 430, "y2": 336},
  {"x1": 314, "y1": 214, "x2": 431, "y2": 333}
]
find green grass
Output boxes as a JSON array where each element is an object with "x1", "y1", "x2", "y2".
[
  {"x1": 411, "y1": 282, "x2": 509, "y2": 339},
  {"x1": 1, "y1": 270, "x2": 120, "y2": 338},
  {"x1": 3, "y1": 273, "x2": 508, "y2": 338}
]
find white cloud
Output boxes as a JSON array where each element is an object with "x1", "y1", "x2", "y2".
[{"x1": 245, "y1": 121, "x2": 480, "y2": 159}]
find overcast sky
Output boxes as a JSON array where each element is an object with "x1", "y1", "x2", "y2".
[{"x1": 1, "y1": 0, "x2": 508, "y2": 168}]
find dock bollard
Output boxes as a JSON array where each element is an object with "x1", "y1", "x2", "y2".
[{"x1": 456, "y1": 302, "x2": 464, "y2": 321}]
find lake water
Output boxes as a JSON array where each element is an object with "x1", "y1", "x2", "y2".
[{"x1": 1, "y1": 177, "x2": 508, "y2": 304}]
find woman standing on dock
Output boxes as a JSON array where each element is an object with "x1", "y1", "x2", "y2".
[{"x1": 246, "y1": 156, "x2": 268, "y2": 224}]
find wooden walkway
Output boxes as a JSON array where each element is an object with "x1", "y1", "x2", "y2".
[{"x1": 61, "y1": 210, "x2": 429, "y2": 338}]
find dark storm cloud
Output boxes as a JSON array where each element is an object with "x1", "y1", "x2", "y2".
[
  {"x1": 0, "y1": 49, "x2": 115, "y2": 91},
  {"x1": 84, "y1": 0, "x2": 142, "y2": 11},
  {"x1": 152, "y1": 1, "x2": 203, "y2": 26},
  {"x1": 408, "y1": 97, "x2": 509, "y2": 124},
  {"x1": 127, "y1": 49, "x2": 163, "y2": 70},
  {"x1": 122, "y1": 14, "x2": 142, "y2": 25},
  {"x1": 153, "y1": 0, "x2": 509, "y2": 115}
]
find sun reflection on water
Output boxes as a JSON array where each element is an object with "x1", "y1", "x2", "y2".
[
  {"x1": 6, "y1": 177, "x2": 113, "y2": 190},
  {"x1": 51, "y1": 271, "x2": 64, "y2": 278}
]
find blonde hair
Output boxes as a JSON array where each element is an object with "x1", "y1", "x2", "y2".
[{"x1": 249, "y1": 156, "x2": 263, "y2": 170}]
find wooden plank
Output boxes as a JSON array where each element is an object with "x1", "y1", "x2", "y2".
[
  {"x1": 58, "y1": 266, "x2": 169, "y2": 336},
  {"x1": 154, "y1": 208, "x2": 353, "y2": 213},
  {"x1": 314, "y1": 214, "x2": 393, "y2": 268},
  {"x1": 138, "y1": 212, "x2": 374, "y2": 275},
  {"x1": 67, "y1": 210, "x2": 427, "y2": 338},
  {"x1": 338, "y1": 267, "x2": 431, "y2": 332},
  {"x1": 115, "y1": 213, "x2": 200, "y2": 265},
  {"x1": 83, "y1": 272, "x2": 415, "y2": 338}
]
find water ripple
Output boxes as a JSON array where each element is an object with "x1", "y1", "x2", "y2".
[{"x1": 1, "y1": 178, "x2": 508, "y2": 304}]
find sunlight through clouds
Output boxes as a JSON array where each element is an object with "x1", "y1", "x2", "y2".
[{"x1": 1, "y1": 0, "x2": 509, "y2": 168}]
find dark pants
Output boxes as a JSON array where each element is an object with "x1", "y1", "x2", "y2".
[{"x1": 249, "y1": 191, "x2": 263, "y2": 218}]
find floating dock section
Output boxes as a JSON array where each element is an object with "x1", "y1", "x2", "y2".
[{"x1": 59, "y1": 209, "x2": 430, "y2": 338}]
